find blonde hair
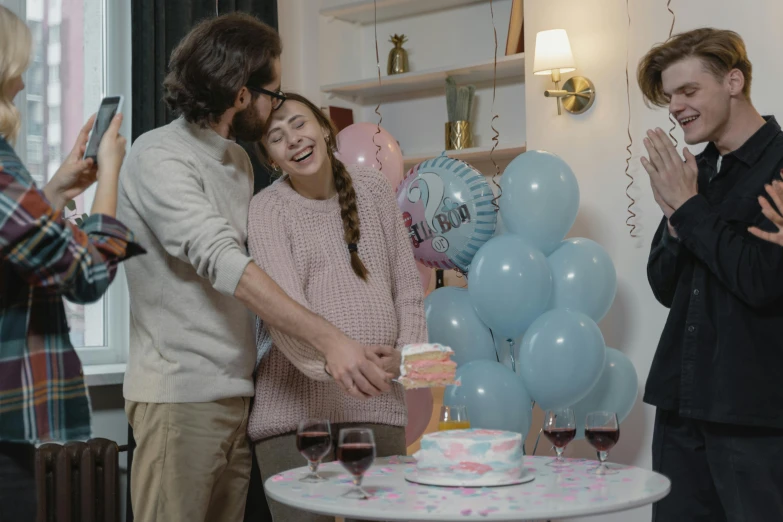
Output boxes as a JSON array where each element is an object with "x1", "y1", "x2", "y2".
[
  {"x1": 637, "y1": 28, "x2": 752, "y2": 108},
  {"x1": 0, "y1": 6, "x2": 32, "y2": 143}
]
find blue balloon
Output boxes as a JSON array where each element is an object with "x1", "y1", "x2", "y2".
[
  {"x1": 499, "y1": 150, "x2": 579, "y2": 255},
  {"x1": 516, "y1": 309, "x2": 605, "y2": 410},
  {"x1": 424, "y1": 287, "x2": 497, "y2": 367},
  {"x1": 547, "y1": 238, "x2": 617, "y2": 323},
  {"x1": 571, "y1": 347, "x2": 638, "y2": 439},
  {"x1": 468, "y1": 234, "x2": 552, "y2": 340},
  {"x1": 444, "y1": 360, "x2": 532, "y2": 436}
]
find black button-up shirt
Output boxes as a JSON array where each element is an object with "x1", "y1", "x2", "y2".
[{"x1": 644, "y1": 116, "x2": 783, "y2": 429}]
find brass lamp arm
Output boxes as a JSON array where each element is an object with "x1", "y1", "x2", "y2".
[
  {"x1": 544, "y1": 90, "x2": 593, "y2": 99},
  {"x1": 542, "y1": 76, "x2": 596, "y2": 115}
]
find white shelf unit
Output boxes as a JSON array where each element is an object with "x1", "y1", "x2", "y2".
[
  {"x1": 320, "y1": 0, "x2": 489, "y2": 25},
  {"x1": 318, "y1": 0, "x2": 525, "y2": 178},
  {"x1": 322, "y1": 53, "x2": 525, "y2": 100},
  {"x1": 402, "y1": 144, "x2": 526, "y2": 169}
]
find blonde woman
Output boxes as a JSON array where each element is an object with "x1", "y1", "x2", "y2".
[{"x1": 0, "y1": 7, "x2": 142, "y2": 520}]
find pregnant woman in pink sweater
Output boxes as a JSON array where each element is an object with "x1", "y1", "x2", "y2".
[{"x1": 246, "y1": 93, "x2": 427, "y2": 521}]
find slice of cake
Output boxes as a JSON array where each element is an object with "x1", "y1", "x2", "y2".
[
  {"x1": 414, "y1": 428, "x2": 524, "y2": 485},
  {"x1": 398, "y1": 343, "x2": 458, "y2": 388}
]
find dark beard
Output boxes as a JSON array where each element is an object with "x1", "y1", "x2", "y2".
[{"x1": 231, "y1": 105, "x2": 265, "y2": 141}]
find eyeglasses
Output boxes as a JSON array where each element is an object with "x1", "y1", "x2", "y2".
[{"x1": 247, "y1": 86, "x2": 286, "y2": 110}]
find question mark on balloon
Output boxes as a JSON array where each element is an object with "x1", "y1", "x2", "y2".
[{"x1": 407, "y1": 171, "x2": 445, "y2": 233}]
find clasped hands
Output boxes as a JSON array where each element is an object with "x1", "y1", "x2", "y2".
[
  {"x1": 640, "y1": 128, "x2": 783, "y2": 246},
  {"x1": 640, "y1": 128, "x2": 699, "y2": 235}
]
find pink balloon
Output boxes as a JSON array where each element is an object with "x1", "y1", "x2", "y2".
[
  {"x1": 416, "y1": 262, "x2": 432, "y2": 292},
  {"x1": 335, "y1": 122, "x2": 404, "y2": 190},
  {"x1": 404, "y1": 388, "x2": 434, "y2": 446}
]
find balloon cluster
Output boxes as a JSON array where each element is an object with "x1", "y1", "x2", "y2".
[
  {"x1": 336, "y1": 123, "x2": 638, "y2": 446},
  {"x1": 413, "y1": 150, "x2": 638, "y2": 441}
]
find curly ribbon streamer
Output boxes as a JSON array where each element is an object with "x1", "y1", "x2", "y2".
[
  {"x1": 488, "y1": 0, "x2": 502, "y2": 211},
  {"x1": 532, "y1": 428, "x2": 543, "y2": 456},
  {"x1": 624, "y1": 0, "x2": 638, "y2": 237},
  {"x1": 667, "y1": 0, "x2": 679, "y2": 149},
  {"x1": 372, "y1": 0, "x2": 384, "y2": 173}
]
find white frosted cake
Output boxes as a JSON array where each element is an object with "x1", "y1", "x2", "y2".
[
  {"x1": 415, "y1": 428, "x2": 524, "y2": 485},
  {"x1": 398, "y1": 343, "x2": 458, "y2": 388}
]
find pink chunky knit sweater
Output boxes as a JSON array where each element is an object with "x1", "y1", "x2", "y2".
[{"x1": 246, "y1": 165, "x2": 427, "y2": 441}]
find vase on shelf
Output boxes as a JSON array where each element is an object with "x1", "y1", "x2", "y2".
[
  {"x1": 444, "y1": 78, "x2": 475, "y2": 150},
  {"x1": 445, "y1": 121, "x2": 473, "y2": 150},
  {"x1": 387, "y1": 34, "x2": 409, "y2": 75}
]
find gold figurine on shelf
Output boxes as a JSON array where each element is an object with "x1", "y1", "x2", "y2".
[{"x1": 387, "y1": 34, "x2": 409, "y2": 75}]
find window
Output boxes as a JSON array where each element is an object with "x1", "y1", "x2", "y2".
[
  {"x1": 28, "y1": 62, "x2": 44, "y2": 94},
  {"x1": 29, "y1": 21, "x2": 43, "y2": 61},
  {"x1": 8, "y1": 0, "x2": 132, "y2": 367},
  {"x1": 27, "y1": 136, "x2": 43, "y2": 163},
  {"x1": 48, "y1": 23, "x2": 59, "y2": 42},
  {"x1": 27, "y1": 98, "x2": 43, "y2": 139}
]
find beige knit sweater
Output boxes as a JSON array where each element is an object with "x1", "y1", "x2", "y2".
[{"x1": 246, "y1": 166, "x2": 427, "y2": 441}]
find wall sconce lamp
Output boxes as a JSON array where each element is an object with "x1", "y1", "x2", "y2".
[{"x1": 533, "y1": 29, "x2": 596, "y2": 115}]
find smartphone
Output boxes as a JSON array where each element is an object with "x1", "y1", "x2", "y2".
[{"x1": 83, "y1": 95, "x2": 124, "y2": 162}]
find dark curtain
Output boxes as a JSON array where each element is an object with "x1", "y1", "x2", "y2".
[{"x1": 127, "y1": 2, "x2": 277, "y2": 521}]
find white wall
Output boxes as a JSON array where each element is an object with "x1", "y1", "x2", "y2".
[{"x1": 524, "y1": 0, "x2": 783, "y2": 520}]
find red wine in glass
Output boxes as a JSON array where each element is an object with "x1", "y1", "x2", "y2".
[
  {"x1": 584, "y1": 427, "x2": 620, "y2": 452},
  {"x1": 337, "y1": 443, "x2": 375, "y2": 476},
  {"x1": 297, "y1": 431, "x2": 332, "y2": 462},
  {"x1": 543, "y1": 408, "x2": 576, "y2": 467},
  {"x1": 584, "y1": 411, "x2": 620, "y2": 475},
  {"x1": 544, "y1": 427, "x2": 577, "y2": 448},
  {"x1": 296, "y1": 419, "x2": 332, "y2": 482},
  {"x1": 337, "y1": 428, "x2": 376, "y2": 499}
]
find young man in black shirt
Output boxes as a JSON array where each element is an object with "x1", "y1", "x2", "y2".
[{"x1": 638, "y1": 27, "x2": 783, "y2": 521}]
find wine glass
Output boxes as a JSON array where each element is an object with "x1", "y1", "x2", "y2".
[
  {"x1": 296, "y1": 419, "x2": 332, "y2": 482},
  {"x1": 584, "y1": 411, "x2": 620, "y2": 475},
  {"x1": 337, "y1": 428, "x2": 376, "y2": 499},
  {"x1": 438, "y1": 405, "x2": 470, "y2": 431},
  {"x1": 542, "y1": 408, "x2": 576, "y2": 467}
]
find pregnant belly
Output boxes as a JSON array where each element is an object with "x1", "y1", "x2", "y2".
[{"x1": 309, "y1": 286, "x2": 398, "y2": 346}]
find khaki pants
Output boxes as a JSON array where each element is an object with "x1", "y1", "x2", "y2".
[
  {"x1": 254, "y1": 423, "x2": 405, "y2": 522},
  {"x1": 126, "y1": 398, "x2": 252, "y2": 522}
]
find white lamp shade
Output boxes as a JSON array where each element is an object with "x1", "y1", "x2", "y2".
[{"x1": 533, "y1": 29, "x2": 576, "y2": 75}]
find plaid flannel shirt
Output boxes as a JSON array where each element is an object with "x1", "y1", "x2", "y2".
[{"x1": 0, "y1": 136, "x2": 144, "y2": 443}]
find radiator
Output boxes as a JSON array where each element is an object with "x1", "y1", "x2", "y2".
[{"x1": 34, "y1": 438, "x2": 121, "y2": 522}]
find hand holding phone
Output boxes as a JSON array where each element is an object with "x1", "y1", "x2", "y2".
[
  {"x1": 88, "y1": 110, "x2": 127, "y2": 219},
  {"x1": 83, "y1": 96, "x2": 124, "y2": 163},
  {"x1": 96, "y1": 113, "x2": 127, "y2": 181}
]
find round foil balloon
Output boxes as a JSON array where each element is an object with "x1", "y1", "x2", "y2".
[{"x1": 396, "y1": 154, "x2": 496, "y2": 271}]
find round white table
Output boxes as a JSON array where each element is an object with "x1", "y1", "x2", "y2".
[{"x1": 264, "y1": 455, "x2": 671, "y2": 521}]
